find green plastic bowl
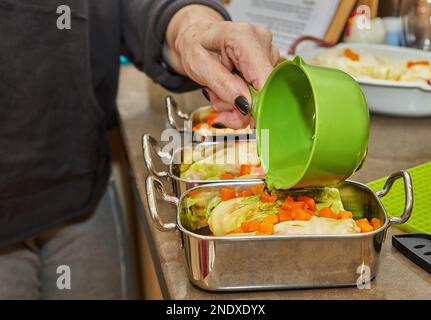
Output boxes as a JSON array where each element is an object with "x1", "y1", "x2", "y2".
[{"x1": 251, "y1": 56, "x2": 370, "y2": 190}]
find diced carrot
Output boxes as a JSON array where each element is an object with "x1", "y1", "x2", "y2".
[
  {"x1": 238, "y1": 190, "x2": 253, "y2": 197},
  {"x1": 281, "y1": 200, "x2": 305, "y2": 210},
  {"x1": 297, "y1": 195, "x2": 317, "y2": 212},
  {"x1": 258, "y1": 222, "x2": 274, "y2": 234},
  {"x1": 239, "y1": 164, "x2": 252, "y2": 176},
  {"x1": 188, "y1": 189, "x2": 200, "y2": 197},
  {"x1": 261, "y1": 191, "x2": 278, "y2": 203},
  {"x1": 226, "y1": 227, "x2": 242, "y2": 234},
  {"x1": 250, "y1": 184, "x2": 264, "y2": 195},
  {"x1": 407, "y1": 60, "x2": 430, "y2": 68},
  {"x1": 356, "y1": 218, "x2": 370, "y2": 226},
  {"x1": 319, "y1": 207, "x2": 338, "y2": 219},
  {"x1": 192, "y1": 123, "x2": 202, "y2": 132},
  {"x1": 356, "y1": 218, "x2": 374, "y2": 233},
  {"x1": 359, "y1": 223, "x2": 374, "y2": 233},
  {"x1": 260, "y1": 191, "x2": 269, "y2": 199},
  {"x1": 279, "y1": 209, "x2": 293, "y2": 222},
  {"x1": 266, "y1": 195, "x2": 278, "y2": 202},
  {"x1": 207, "y1": 111, "x2": 217, "y2": 127},
  {"x1": 370, "y1": 218, "x2": 383, "y2": 230},
  {"x1": 281, "y1": 196, "x2": 295, "y2": 209},
  {"x1": 220, "y1": 172, "x2": 234, "y2": 180},
  {"x1": 292, "y1": 209, "x2": 312, "y2": 221},
  {"x1": 344, "y1": 48, "x2": 360, "y2": 61},
  {"x1": 285, "y1": 196, "x2": 295, "y2": 203},
  {"x1": 292, "y1": 201, "x2": 306, "y2": 210},
  {"x1": 256, "y1": 231, "x2": 273, "y2": 236},
  {"x1": 220, "y1": 187, "x2": 236, "y2": 201},
  {"x1": 339, "y1": 210, "x2": 353, "y2": 219},
  {"x1": 241, "y1": 220, "x2": 260, "y2": 233},
  {"x1": 264, "y1": 214, "x2": 279, "y2": 225}
]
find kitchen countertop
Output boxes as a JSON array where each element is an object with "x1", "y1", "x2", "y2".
[{"x1": 117, "y1": 65, "x2": 431, "y2": 300}]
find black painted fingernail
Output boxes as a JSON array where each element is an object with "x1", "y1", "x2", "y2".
[
  {"x1": 202, "y1": 88, "x2": 210, "y2": 101},
  {"x1": 212, "y1": 122, "x2": 226, "y2": 129},
  {"x1": 234, "y1": 96, "x2": 250, "y2": 115}
]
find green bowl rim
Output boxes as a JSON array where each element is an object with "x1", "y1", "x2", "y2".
[{"x1": 253, "y1": 57, "x2": 319, "y2": 189}]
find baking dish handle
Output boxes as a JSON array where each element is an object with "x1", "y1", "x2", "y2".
[
  {"x1": 146, "y1": 175, "x2": 178, "y2": 232},
  {"x1": 376, "y1": 170, "x2": 414, "y2": 225},
  {"x1": 142, "y1": 133, "x2": 171, "y2": 178},
  {"x1": 165, "y1": 95, "x2": 189, "y2": 132}
]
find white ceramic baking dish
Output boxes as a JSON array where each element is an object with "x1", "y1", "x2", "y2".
[{"x1": 292, "y1": 41, "x2": 431, "y2": 117}]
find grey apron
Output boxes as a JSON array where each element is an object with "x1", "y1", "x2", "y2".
[{"x1": 0, "y1": 0, "x2": 109, "y2": 246}]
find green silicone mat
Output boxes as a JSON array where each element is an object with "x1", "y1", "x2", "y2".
[{"x1": 368, "y1": 161, "x2": 431, "y2": 234}]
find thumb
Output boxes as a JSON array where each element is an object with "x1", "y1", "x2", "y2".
[{"x1": 215, "y1": 110, "x2": 252, "y2": 130}]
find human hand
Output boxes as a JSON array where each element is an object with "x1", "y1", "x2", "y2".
[{"x1": 165, "y1": 5, "x2": 280, "y2": 129}]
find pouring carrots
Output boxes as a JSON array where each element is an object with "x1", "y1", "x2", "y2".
[{"x1": 218, "y1": 185, "x2": 384, "y2": 236}]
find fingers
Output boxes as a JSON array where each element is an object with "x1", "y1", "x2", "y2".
[
  {"x1": 209, "y1": 89, "x2": 250, "y2": 117},
  {"x1": 176, "y1": 20, "x2": 280, "y2": 128},
  {"x1": 204, "y1": 88, "x2": 235, "y2": 113},
  {"x1": 277, "y1": 55, "x2": 287, "y2": 65},
  {"x1": 203, "y1": 88, "x2": 251, "y2": 129},
  {"x1": 181, "y1": 45, "x2": 252, "y2": 114},
  {"x1": 270, "y1": 46, "x2": 281, "y2": 66},
  {"x1": 249, "y1": 117, "x2": 256, "y2": 129},
  {"x1": 231, "y1": 40, "x2": 273, "y2": 90},
  {"x1": 200, "y1": 22, "x2": 275, "y2": 90},
  {"x1": 215, "y1": 110, "x2": 252, "y2": 130}
]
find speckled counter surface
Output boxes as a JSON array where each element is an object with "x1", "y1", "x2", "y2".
[{"x1": 117, "y1": 65, "x2": 431, "y2": 300}]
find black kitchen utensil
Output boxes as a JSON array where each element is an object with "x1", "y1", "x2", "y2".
[{"x1": 392, "y1": 234, "x2": 431, "y2": 274}]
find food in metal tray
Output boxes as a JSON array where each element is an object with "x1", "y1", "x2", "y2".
[
  {"x1": 179, "y1": 140, "x2": 264, "y2": 180},
  {"x1": 192, "y1": 109, "x2": 252, "y2": 135},
  {"x1": 312, "y1": 47, "x2": 431, "y2": 83},
  {"x1": 147, "y1": 170, "x2": 412, "y2": 291},
  {"x1": 181, "y1": 185, "x2": 383, "y2": 236}
]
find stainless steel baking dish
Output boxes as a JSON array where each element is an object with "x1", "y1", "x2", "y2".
[
  {"x1": 145, "y1": 171, "x2": 413, "y2": 292},
  {"x1": 165, "y1": 95, "x2": 255, "y2": 140},
  {"x1": 142, "y1": 133, "x2": 262, "y2": 197}
]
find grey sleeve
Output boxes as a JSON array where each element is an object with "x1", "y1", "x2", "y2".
[{"x1": 120, "y1": 0, "x2": 231, "y2": 93}]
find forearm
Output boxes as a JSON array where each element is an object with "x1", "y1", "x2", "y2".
[
  {"x1": 120, "y1": 0, "x2": 230, "y2": 92},
  {"x1": 165, "y1": 5, "x2": 225, "y2": 75}
]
